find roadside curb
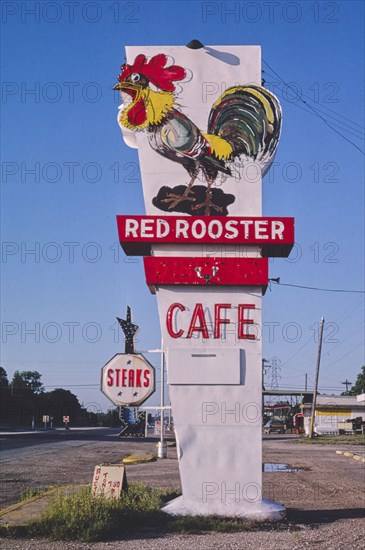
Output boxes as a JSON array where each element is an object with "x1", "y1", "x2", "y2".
[
  {"x1": 335, "y1": 450, "x2": 365, "y2": 463},
  {"x1": 0, "y1": 487, "x2": 59, "y2": 521},
  {"x1": 122, "y1": 453, "x2": 157, "y2": 464},
  {"x1": 0, "y1": 485, "x2": 84, "y2": 529}
]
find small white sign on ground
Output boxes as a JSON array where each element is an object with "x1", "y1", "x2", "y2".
[{"x1": 92, "y1": 464, "x2": 127, "y2": 499}]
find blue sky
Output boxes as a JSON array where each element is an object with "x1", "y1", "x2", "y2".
[{"x1": 1, "y1": 0, "x2": 364, "y2": 413}]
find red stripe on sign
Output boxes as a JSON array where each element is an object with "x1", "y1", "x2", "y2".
[
  {"x1": 117, "y1": 215, "x2": 294, "y2": 257},
  {"x1": 143, "y1": 257, "x2": 268, "y2": 290}
]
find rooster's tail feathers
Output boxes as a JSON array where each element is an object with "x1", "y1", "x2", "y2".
[{"x1": 207, "y1": 85, "x2": 282, "y2": 176}]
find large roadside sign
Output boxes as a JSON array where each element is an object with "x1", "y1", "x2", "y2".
[
  {"x1": 114, "y1": 44, "x2": 292, "y2": 520},
  {"x1": 101, "y1": 353, "x2": 155, "y2": 407}
]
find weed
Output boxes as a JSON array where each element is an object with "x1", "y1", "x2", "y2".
[
  {"x1": 20, "y1": 487, "x2": 50, "y2": 501},
  {"x1": 28, "y1": 483, "x2": 257, "y2": 541},
  {"x1": 29, "y1": 484, "x2": 172, "y2": 541}
]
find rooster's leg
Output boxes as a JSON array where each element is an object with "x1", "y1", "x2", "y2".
[
  {"x1": 192, "y1": 176, "x2": 222, "y2": 216},
  {"x1": 161, "y1": 170, "x2": 198, "y2": 209}
]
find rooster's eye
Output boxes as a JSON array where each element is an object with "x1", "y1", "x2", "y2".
[{"x1": 130, "y1": 73, "x2": 141, "y2": 83}]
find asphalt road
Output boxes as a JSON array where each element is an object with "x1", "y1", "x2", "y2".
[
  {"x1": 0, "y1": 428, "x2": 120, "y2": 462},
  {"x1": 0, "y1": 428, "x2": 297, "y2": 455}
]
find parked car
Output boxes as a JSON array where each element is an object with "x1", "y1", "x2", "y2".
[{"x1": 263, "y1": 420, "x2": 286, "y2": 434}]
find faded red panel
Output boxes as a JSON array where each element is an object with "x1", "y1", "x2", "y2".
[
  {"x1": 117, "y1": 215, "x2": 294, "y2": 257},
  {"x1": 144, "y1": 257, "x2": 268, "y2": 290}
]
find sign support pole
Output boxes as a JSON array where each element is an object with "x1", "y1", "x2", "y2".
[
  {"x1": 145, "y1": 411, "x2": 149, "y2": 437},
  {"x1": 157, "y1": 339, "x2": 167, "y2": 458},
  {"x1": 101, "y1": 308, "x2": 156, "y2": 412}
]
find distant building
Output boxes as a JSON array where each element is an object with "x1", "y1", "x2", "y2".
[{"x1": 301, "y1": 394, "x2": 365, "y2": 435}]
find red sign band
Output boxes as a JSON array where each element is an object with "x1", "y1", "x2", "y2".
[
  {"x1": 117, "y1": 215, "x2": 294, "y2": 257},
  {"x1": 144, "y1": 257, "x2": 268, "y2": 293}
]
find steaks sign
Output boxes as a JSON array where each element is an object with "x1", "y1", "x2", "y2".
[{"x1": 101, "y1": 353, "x2": 155, "y2": 407}]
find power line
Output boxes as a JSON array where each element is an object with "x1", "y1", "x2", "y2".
[
  {"x1": 264, "y1": 78, "x2": 365, "y2": 138},
  {"x1": 341, "y1": 379, "x2": 352, "y2": 393},
  {"x1": 263, "y1": 60, "x2": 365, "y2": 155},
  {"x1": 274, "y1": 91, "x2": 365, "y2": 140},
  {"x1": 278, "y1": 298, "x2": 364, "y2": 372},
  {"x1": 263, "y1": 61, "x2": 365, "y2": 151},
  {"x1": 321, "y1": 320, "x2": 365, "y2": 360},
  {"x1": 280, "y1": 334, "x2": 314, "y2": 368},
  {"x1": 262, "y1": 65, "x2": 364, "y2": 132},
  {"x1": 270, "y1": 280, "x2": 365, "y2": 294},
  {"x1": 323, "y1": 341, "x2": 364, "y2": 368}
]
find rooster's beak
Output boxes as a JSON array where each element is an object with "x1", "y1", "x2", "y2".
[{"x1": 113, "y1": 82, "x2": 141, "y2": 104}]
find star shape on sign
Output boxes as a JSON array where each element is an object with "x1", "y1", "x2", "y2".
[
  {"x1": 117, "y1": 306, "x2": 139, "y2": 354},
  {"x1": 118, "y1": 391, "x2": 122, "y2": 396},
  {"x1": 133, "y1": 392, "x2": 138, "y2": 397}
]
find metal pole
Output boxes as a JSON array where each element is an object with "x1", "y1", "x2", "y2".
[
  {"x1": 309, "y1": 317, "x2": 325, "y2": 439},
  {"x1": 145, "y1": 409, "x2": 149, "y2": 437},
  {"x1": 305, "y1": 373, "x2": 308, "y2": 391},
  {"x1": 157, "y1": 339, "x2": 167, "y2": 458}
]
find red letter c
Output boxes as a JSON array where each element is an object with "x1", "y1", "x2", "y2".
[{"x1": 166, "y1": 303, "x2": 186, "y2": 338}]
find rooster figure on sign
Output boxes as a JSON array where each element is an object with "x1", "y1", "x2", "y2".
[{"x1": 114, "y1": 54, "x2": 282, "y2": 216}]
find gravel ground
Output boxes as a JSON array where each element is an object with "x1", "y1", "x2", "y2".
[
  {"x1": 0, "y1": 435, "x2": 179, "y2": 508},
  {"x1": 1, "y1": 434, "x2": 364, "y2": 549}
]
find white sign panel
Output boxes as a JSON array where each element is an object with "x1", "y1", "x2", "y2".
[
  {"x1": 117, "y1": 45, "x2": 281, "y2": 219},
  {"x1": 101, "y1": 353, "x2": 155, "y2": 407}
]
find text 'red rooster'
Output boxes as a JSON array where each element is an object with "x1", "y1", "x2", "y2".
[{"x1": 114, "y1": 54, "x2": 282, "y2": 215}]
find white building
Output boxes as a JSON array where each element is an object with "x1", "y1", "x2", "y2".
[{"x1": 302, "y1": 394, "x2": 365, "y2": 435}]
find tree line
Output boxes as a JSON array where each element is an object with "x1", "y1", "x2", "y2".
[
  {"x1": 346, "y1": 365, "x2": 365, "y2": 396},
  {"x1": 1, "y1": 365, "x2": 363, "y2": 428},
  {"x1": 0, "y1": 368, "x2": 117, "y2": 428}
]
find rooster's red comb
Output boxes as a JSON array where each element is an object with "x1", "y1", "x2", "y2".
[{"x1": 118, "y1": 54, "x2": 186, "y2": 92}]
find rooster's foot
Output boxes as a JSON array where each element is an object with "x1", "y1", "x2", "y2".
[
  {"x1": 161, "y1": 191, "x2": 196, "y2": 209},
  {"x1": 192, "y1": 196, "x2": 223, "y2": 216}
]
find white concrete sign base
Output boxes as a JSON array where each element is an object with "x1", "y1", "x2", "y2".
[
  {"x1": 155, "y1": 285, "x2": 286, "y2": 519},
  {"x1": 162, "y1": 495, "x2": 285, "y2": 520}
]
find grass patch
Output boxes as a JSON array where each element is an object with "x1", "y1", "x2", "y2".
[
  {"x1": 20, "y1": 487, "x2": 51, "y2": 501},
  {"x1": 296, "y1": 434, "x2": 365, "y2": 445},
  {"x1": 26, "y1": 483, "x2": 256, "y2": 541}
]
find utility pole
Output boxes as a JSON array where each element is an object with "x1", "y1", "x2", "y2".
[
  {"x1": 305, "y1": 373, "x2": 308, "y2": 391},
  {"x1": 309, "y1": 317, "x2": 325, "y2": 439},
  {"x1": 341, "y1": 379, "x2": 352, "y2": 394}
]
